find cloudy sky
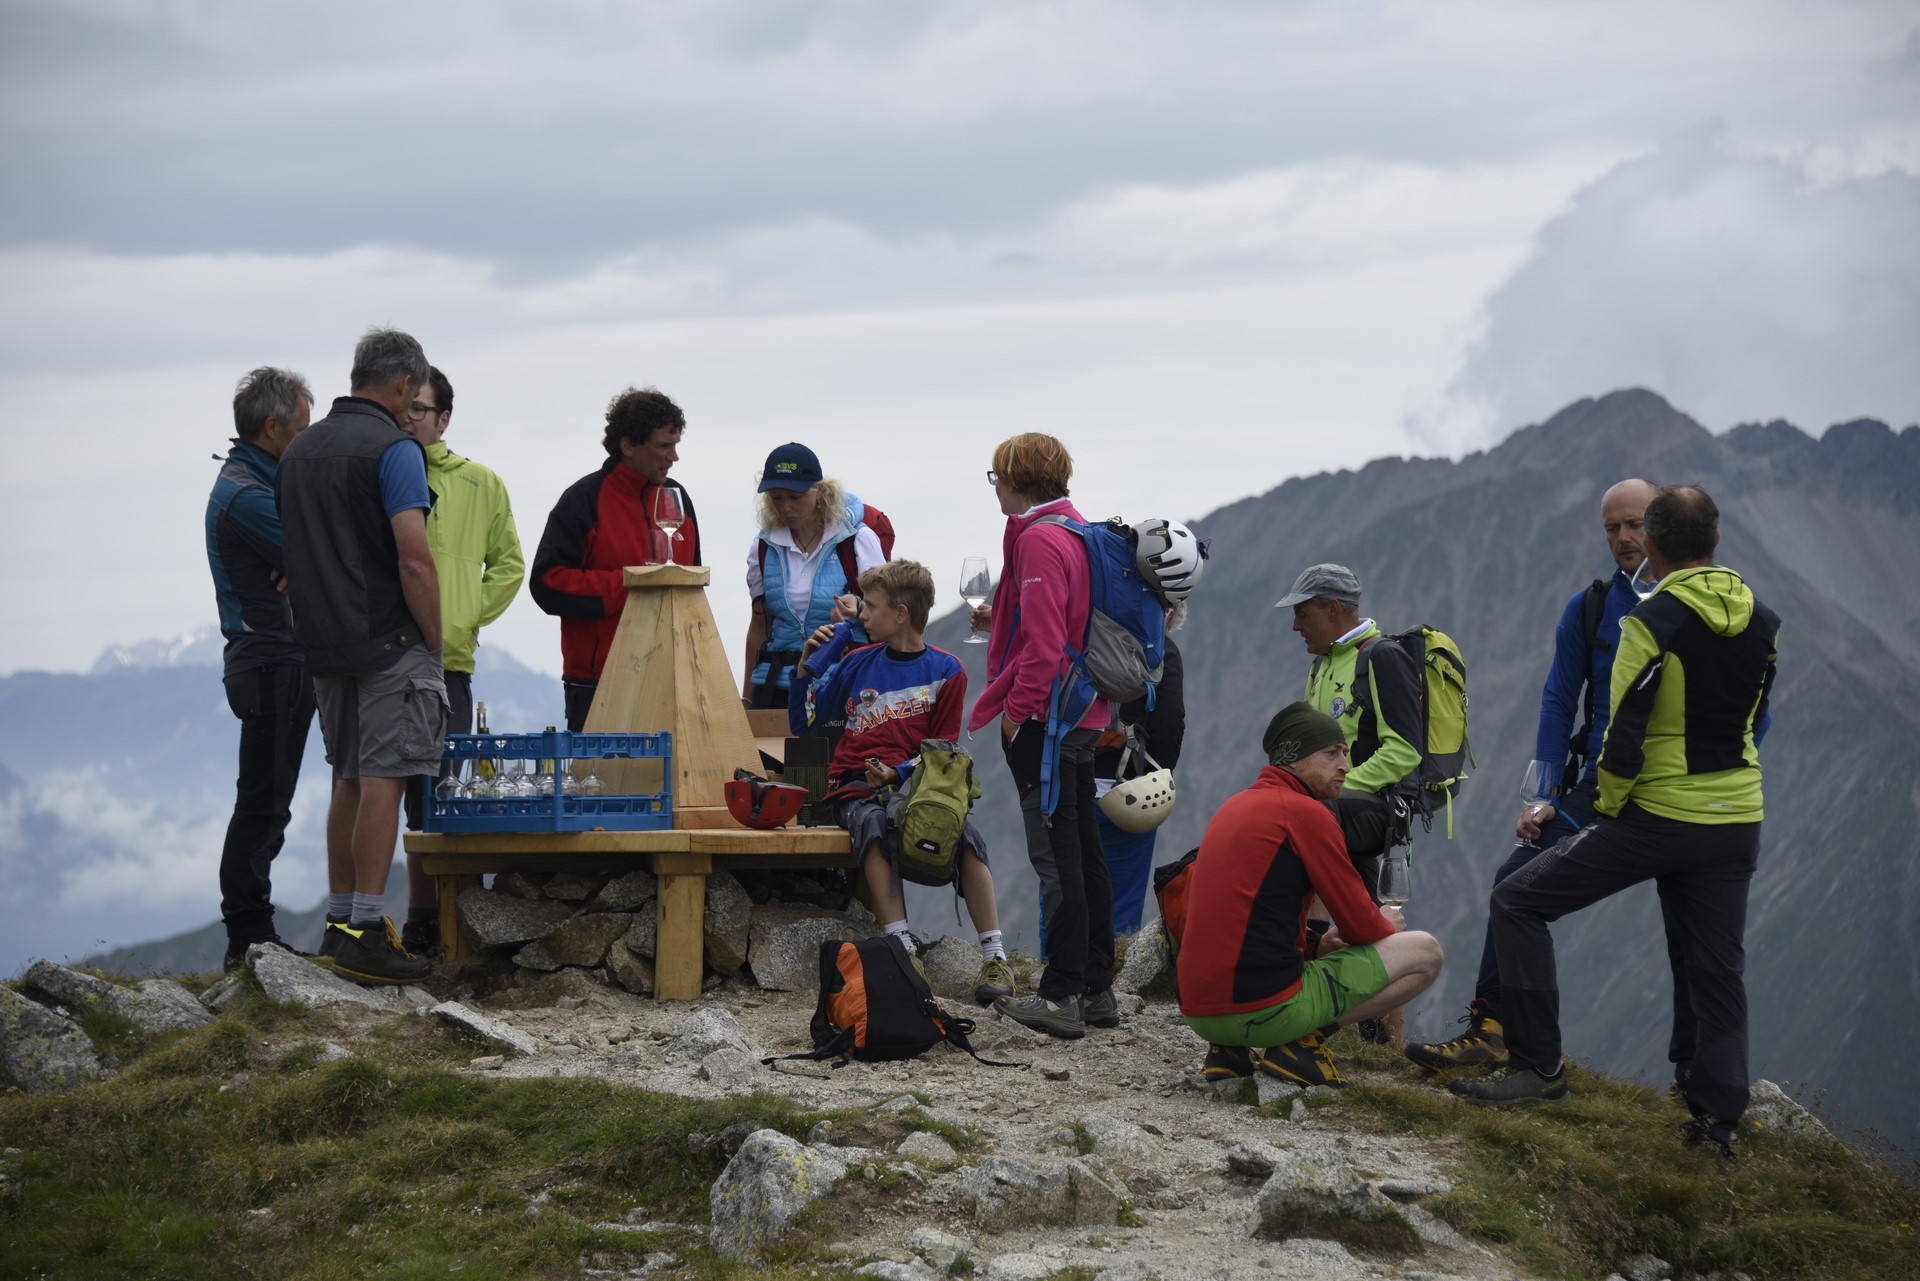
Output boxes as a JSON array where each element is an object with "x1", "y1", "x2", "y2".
[{"x1": 1, "y1": 0, "x2": 1915, "y2": 681}]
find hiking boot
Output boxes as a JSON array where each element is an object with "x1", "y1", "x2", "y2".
[
  {"x1": 993, "y1": 993, "x2": 1086, "y2": 1040},
  {"x1": 1448, "y1": 1065, "x2": 1568, "y2": 1105},
  {"x1": 223, "y1": 934, "x2": 313, "y2": 972},
  {"x1": 973, "y1": 956, "x2": 1017, "y2": 1006},
  {"x1": 401, "y1": 917, "x2": 441, "y2": 958},
  {"x1": 1201, "y1": 1044, "x2": 1256, "y2": 1080},
  {"x1": 1256, "y1": 1031, "x2": 1348, "y2": 1089},
  {"x1": 1356, "y1": 1017, "x2": 1389, "y2": 1045},
  {"x1": 1679, "y1": 1116, "x2": 1735, "y2": 1173},
  {"x1": 1405, "y1": 1001, "x2": 1508, "y2": 1070},
  {"x1": 330, "y1": 916, "x2": 432, "y2": 986},
  {"x1": 1083, "y1": 987, "x2": 1121, "y2": 1029},
  {"x1": 316, "y1": 917, "x2": 351, "y2": 967}
]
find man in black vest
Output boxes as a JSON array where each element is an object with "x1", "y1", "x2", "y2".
[{"x1": 277, "y1": 328, "x2": 442, "y2": 985}]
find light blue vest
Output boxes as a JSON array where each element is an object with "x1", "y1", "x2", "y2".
[{"x1": 752, "y1": 497, "x2": 869, "y2": 695}]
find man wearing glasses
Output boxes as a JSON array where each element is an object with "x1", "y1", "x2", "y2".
[
  {"x1": 396, "y1": 365, "x2": 524, "y2": 954},
  {"x1": 530, "y1": 386, "x2": 702, "y2": 731}
]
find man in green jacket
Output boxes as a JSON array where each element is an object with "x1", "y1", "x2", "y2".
[
  {"x1": 1453, "y1": 486, "x2": 1778, "y2": 1168},
  {"x1": 400, "y1": 366, "x2": 526, "y2": 952}
]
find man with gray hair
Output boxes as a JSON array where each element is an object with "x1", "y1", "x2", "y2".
[
  {"x1": 277, "y1": 328, "x2": 442, "y2": 985},
  {"x1": 206, "y1": 366, "x2": 315, "y2": 970}
]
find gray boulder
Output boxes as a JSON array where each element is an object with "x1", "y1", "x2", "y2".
[
  {"x1": 623, "y1": 906, "x2": 658, "y2": 960},
  {"x1": 0, "y1": 986, "x2": 109, "y2": 1092},
  {"x1": 857, "y1": 1264, "x2": 941, "y2": 1281},
  {"x1": 606, "y1": 941, "x2": 655, "y2": 995},
  {"x1": 672, "y1": 1007, "x2": 756, "y2": 1060},
  {"x1": 1226, "y1": 1141, "x2": 1280, "y2": 1177},
  {"x1": 428, "y1": 1001, "x2": 540, "y2": 1056},
  {"x1": 493, "y1": 871, "x2": 549, "y2": 900},
  {"x1": 198, "y1": 973, "x2": 248, "y2": 1013},
  {"x1": 898, "y1": 1131, "x2": 958, "y2": 1163},
  {"x1": 708, "y1": 1128, "x2": 847, "y2": 1256},
  {"x1": 903, "y1": 1226, "x2": 972, "y2": 1273},
  {"x1": 703, "y1": 871, "x2": 753, "y2": 975},
  {"x1": 513, "y1": 912, "x2": 630, "y2": 970},
  {"x1": 22, "y1": 961, "x2": 214, "y2": 1033},
  {"x1": 457, "y1": 885, "x2": 570, "y2": 949},
  {"x1": 1745, "y1": 1079, "x2": 1832, "y2": 1140},
  {"x1": 917, "y1": 935, "x2": 983, "y2": 1002},
  {"x1": 1112, "y1": 929, "x2": 1167, "y2": 995},
  {"x1": 1081, "y1": 1116, "x2": 1158, "y2": 1172},
  {"x1": 592, "y1": 869, "x2": 658, "y2": 911},
  {"x1": 1251, "y1": 1149, "x2": 1400, "y2": 1237},
  {"x1": 541, "y1": 871, "x2": 601, "y2": 901},
  {"x1": 957, "y1": 1156, "x2": 1124, "y2": 1231},
  {"x1": 698, "y1": 1047, "x2": 757, "y2": 1087},
  {"x1": 248, "y1": 945, "x2": 399, "y2": 1012},
  {"x1": 981, "y1": 1256, "x2": 1055, "y2": 1281},
  {"x1": 747, "y1": 904, "x2": 874, "y2": 992}
]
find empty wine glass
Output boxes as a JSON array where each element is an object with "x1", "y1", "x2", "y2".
[
  {"x1": 960, "y1": 557, "x2": 991, "y2": 644},
  {"x1": 1377, "y1": 848, "x2": 1412, "y2": 907},
  {"x1": 652, "y1": 486, "x2": 686, "y2": 564}
]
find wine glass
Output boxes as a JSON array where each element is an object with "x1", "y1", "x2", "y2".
[
  {"x1": 651, "y1": 486, "x2": 686, "y2": 565},
  {"x1": 1518, "y1": 760, "x2": 1559, "y2": 848},
  {"x1": 1377, "y1": 848, "x2": 1412, "y2": 908},
  {"x1": 960, "y1": 557, "x2": 991, "y2": 644}
]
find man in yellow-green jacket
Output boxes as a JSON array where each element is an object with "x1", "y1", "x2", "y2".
[
  {"x1": 399, "y1": 366, "x2": 525, "y2": 951},
  {"x1": 1454, "y1": 485, "x2": 1778, "y2": 1168}
]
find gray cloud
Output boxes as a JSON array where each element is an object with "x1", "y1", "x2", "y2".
[{"x1": 1419, "y1": 125, "x2": 1920, "y2": 445}]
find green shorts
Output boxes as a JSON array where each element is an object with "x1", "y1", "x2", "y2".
[{"x1": 1183, "y1": 945, "x2": 1389, "y2": 1048}]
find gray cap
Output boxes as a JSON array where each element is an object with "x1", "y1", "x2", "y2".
[{"x1": 1274, "y1": 563, "x2": 1362, "y2": 609}]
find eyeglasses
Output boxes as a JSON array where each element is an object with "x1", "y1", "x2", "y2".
[
  {"x1": 406, "y1": 402, "x2": 440, "y2": 421},
  {"x1": 986, "y1": 470, "x2": 999, "y2": 485}
]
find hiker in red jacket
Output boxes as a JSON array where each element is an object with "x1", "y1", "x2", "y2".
[
  {"x1": 966, "y1": 432, "x2": 1114, "y2": 1041},
  {"x1": 1178, "y1": 702, "x2": 1444, "y2": 1086},
  {"x1": 530, "y1": 387, "x2": 701, "y2": 730}
]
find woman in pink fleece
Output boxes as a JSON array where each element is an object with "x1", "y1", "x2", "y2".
[{"x1": 966, "y1": 433, "x2": 1115, "y2": 1040}]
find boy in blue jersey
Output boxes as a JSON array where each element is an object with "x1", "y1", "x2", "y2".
[{"x1": 789, "y1": 560, "x2": 1017, "y2": 1007}]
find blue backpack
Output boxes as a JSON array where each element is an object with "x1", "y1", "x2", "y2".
[{"x1": 1023, "y1": 516, "x2": 1169, "y2": 815}]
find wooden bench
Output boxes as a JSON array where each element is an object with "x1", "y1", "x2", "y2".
[{"x1": 406, "y1": 564, "x2": 853, "y2": 1000}]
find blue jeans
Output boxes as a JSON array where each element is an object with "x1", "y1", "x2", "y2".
[{"x1": 1472, "y1": 782, "x2": 1596, "y2": 1016}]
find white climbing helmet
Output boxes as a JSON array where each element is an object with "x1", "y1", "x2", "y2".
[
  {"x1": 1133, "y1": 518, "x2": 1209, "y2": 602},
  {"x1": 1099, "y1": 765, "x2": 1177, "y2": 833}
]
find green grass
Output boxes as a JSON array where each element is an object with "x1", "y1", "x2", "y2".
[
  {"x1": 1318, "y1": 1031, "x2": 1920, "y2": 1281},
  {"x1": 0, "y1": 986, "x2": 883, "y2": 1281}
]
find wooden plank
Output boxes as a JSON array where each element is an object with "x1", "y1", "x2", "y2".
[
  {"x1": 674, "y1": 806, "x2": 747, "y2": 830},
  {"x1": 655, "y1": 872, "x2": 706, "y2": 1000},
  {"x1": 651, "y1": 851, "x2": 714, "y2": 876},
  {"x1": 418, "y1": 852, "x2": 671, "y2": 877},
  {"x1": 437, "y1": 874, "x2": 480, "y2": 961},
  {"x1": 406, "y1": 831, "x2": 689, "y2": 855},
  {"x1": 622, "y1": 564, "x2": 711, "y2": 588},
  {"x1": 691, "y1": 829, "x2": 854, "y2": 856}
]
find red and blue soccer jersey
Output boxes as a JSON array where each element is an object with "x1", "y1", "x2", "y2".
[{"x1": 789, "y1": 643, "x2": 967, "y2": 800}]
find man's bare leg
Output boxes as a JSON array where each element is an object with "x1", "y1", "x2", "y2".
[
  {"x1": 327, "y1": 778, "x2": 358, "y2": 895},
  {"x1": 861, "y1": 840, "x2": 908, "y2": 926},
  {"x1": 1337, "y1": 930, "x2": 1444, "y2": 1027},
  {"x1": 352, "y1": 777, "x2": 408, "y2": 899},
  {"x1": 958, "y1": 847, "x2": 1000, "y2": 932}
]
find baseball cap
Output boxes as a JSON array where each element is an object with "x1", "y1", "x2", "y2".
[
  {"x1": 1274, "y1": 563, "x2": 1362, "y2": 609},
  {"x1": 758, "y1": 443, "x2": 823, "y2": 493}
]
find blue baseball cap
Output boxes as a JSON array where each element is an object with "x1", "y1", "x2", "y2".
[{"x1": 758, "y1": 442, "x2": 823, "y2": 493}]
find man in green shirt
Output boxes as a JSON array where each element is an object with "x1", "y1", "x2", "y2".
[{"x1": 399, "y1": 366, "x2": 526, "y2": 953}]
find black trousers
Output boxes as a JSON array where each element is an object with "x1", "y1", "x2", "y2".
[
  {"x1": 1332, "y1": 791, "x2": 1396, "y2": 904},
  {"x1": 564, "y1": 677, "x2": 598, "y2": 733},
  {"x1": 1490, "y1": 802, "x2": 1759, "y2": 1125},
  {"x1": 219, "y1": 662, "x2": 316, "y2": 944},
  {"x1": 1472, "y1": 782, "x2": 1596, "y2": 1016},
  {"x1": 1005, "y1": 724, "x2": 1114, "y2": 1003},
  {"x1": 403, "y1": 669, "x2": 475, "y2": 831}
]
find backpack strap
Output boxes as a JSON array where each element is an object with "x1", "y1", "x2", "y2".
[
  {"x1": 878, "y1": 942, "x2": 1031, "y2": 1070},
  {"x1": 836, "y1": 539, "x2": 864, "y2": 599},
  {"x1": 1564, "y1": 579, "x2": 1609, "y2": 791},
  {"x1": 761, "y1": 1023, "x2": 854, "y2": 1070}
]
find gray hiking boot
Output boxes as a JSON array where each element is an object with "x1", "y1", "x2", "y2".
[
  {"x1": 1447, "y1": 1065, "x2": 1568, "y2": 1106},
  {"x1": 993, "y1": 992, "x2": 1086, "y2": 1040},
  {"x1": 1083, "y1": 987, "x2": 1121, "y2": 1028},
  {"x1": 331, "y1": 916, "x2": 432, "y2": 987}
]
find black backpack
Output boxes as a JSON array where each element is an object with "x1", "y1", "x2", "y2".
[{"x1": 762, "y1": 937, "x2": 1026, "y2": 1069}]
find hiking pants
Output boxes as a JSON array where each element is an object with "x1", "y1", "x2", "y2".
[
  {"x1": 1490, "y1": 802, "x2": 1759, "y2": 1125},
  {"x1": 219, "y1": 662, "x2": 316, "y2": 946},
  {"x1": 1006, "y1": 725, "x2": 1115, "y2": 1003},
  {"x1": 1038, "y1": 810, "x2": 1155, "y2": 950},
  {"x1": 563, "y1": 677, "x2": 598, "y2": 732},
  {"x1": 404, "y1": 670, "x2": 474, "y2": 831},
  {"x1": 1333, "y1": 791, "x2": 1398, "y2": 904},
  {"x1": 1472, "y1": 782, "x2": 1596, "y2": 1016}
]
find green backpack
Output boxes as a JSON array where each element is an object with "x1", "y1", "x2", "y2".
[
  {"x1": 882, "y1": 739, "x2": 982, "y2": 887},
  {"x1": 1354, "y1": 625, "x2": 1472, "y2": 835}
]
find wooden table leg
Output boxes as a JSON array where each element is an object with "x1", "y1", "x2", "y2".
[
  {"x1": 651, "y1": 852, "x2": 713, "y2": 1000},
  {"x1": 437, "y1": 873, "x2": 481, "y2": 962}
]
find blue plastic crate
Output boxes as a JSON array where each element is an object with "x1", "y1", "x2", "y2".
[{"x1": 424, "y1": 730, "x2": 672, "y2": 833}]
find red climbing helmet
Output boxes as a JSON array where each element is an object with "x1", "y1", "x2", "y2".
[{"x1": 725, "y1": 771, "x2": 808, "y2": 829}]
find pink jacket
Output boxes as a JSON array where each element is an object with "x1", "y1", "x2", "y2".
[{"x1": 966, "y1": 498, "x2": 1112, "y2": 735}]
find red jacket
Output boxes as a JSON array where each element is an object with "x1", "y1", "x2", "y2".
[
  {"x1": 529, "y1": 460, "x2": 701, "y2": 681},
  {"x1": 966, "y1": 498, "x2": 1110, "y2": 734},
  {"x1": 1177, "y1": 765, "x2": 1393, "y2": 1017}
]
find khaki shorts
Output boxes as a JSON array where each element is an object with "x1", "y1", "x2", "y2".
[{"x1": 313, "y1": 645, "x2": 448, "y2": 780}]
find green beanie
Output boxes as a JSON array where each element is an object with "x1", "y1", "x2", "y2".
[{"x1": 1262, "y1": 701, "x2": 1346, "y2": 767}]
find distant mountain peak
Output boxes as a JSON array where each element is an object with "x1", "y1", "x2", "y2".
[{"x1": 89, "y1": 627, "x2": 224, "y2": 675}]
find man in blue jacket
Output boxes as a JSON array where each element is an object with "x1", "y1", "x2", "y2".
[
  {"x1": 205, "y1": 367, "x2": 315, "y2": 970},
  {"x1": 1406, "y1": 478, "x2": 1654, "y2": 1067}
]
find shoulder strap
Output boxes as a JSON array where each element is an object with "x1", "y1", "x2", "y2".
[
  {"x1": 1571, "y1": 578, "x2": 1609, "y2": 758},
  {"x1": 837, "y1": 538, "x2": 863, "y2": 598}
]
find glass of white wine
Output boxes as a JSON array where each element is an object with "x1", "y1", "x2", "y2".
[
  {"x1": 960, "y1": 557, "x2": 991, "y2": 644},
  {"x1": 651, "y1": 486, "x2": 686, "y2": 565},
  {"x1": 1377, "y1": 847, "x2": 1412, "y2": 908}
]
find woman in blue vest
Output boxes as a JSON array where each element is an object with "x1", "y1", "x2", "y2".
[{"x1": 741, "y1": 442, "x2": 887, "y2": 709}]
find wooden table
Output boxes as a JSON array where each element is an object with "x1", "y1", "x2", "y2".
[{"x1": 414, "y1": 564, "x2": 852, "y2": 999}]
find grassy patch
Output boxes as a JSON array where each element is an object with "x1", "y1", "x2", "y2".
[
  {"x1": 0, "y1": 994, "x2": 865, "y2": 1281},
  {"x1": 1323, "y1": 1049, "x2": 1920, "y2": 1281}
]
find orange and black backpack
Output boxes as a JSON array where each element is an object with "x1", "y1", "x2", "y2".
[
  {"x1": 1151, "y1": 848, "x2": 1200, "y2": 963},
  {"x1": 763, "y1": 936, "x2": 1026, "y2": 1069}
]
